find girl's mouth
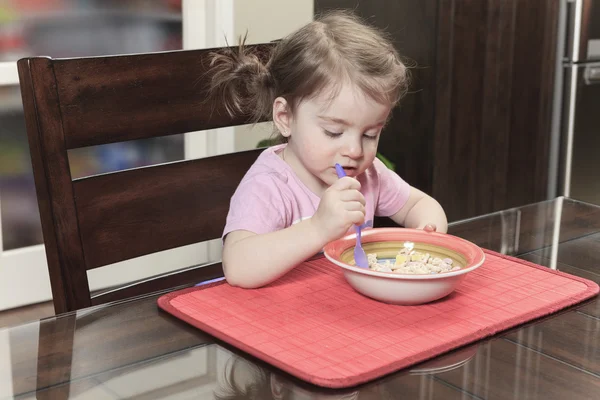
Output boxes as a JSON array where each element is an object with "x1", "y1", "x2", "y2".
[{"x1": 341, "y1": 166, "x2": 358, "y2": 176}]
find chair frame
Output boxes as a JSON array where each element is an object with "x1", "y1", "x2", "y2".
[{"x1": 17, "y1": 43, "x2": 274, "y2": 313}]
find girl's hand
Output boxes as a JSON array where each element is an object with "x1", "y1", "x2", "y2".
[
  {"x1": 390, "y1": 187, "x2": 448, "y2": 234},
  {"x1": 312, "y1": 177, "x2": 365, "y2": 243}
]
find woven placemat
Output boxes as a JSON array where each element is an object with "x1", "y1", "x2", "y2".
[{"x1": 158, "y1": 250, "x2": 598, "y2": 388}]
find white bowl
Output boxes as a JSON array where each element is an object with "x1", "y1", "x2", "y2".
[{"x1": 323, "y1": 228, "x2": 485, "y2": 305}]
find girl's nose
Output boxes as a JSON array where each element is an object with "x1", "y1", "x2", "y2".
[{"x1": 343, "y1": 137, "x2": 363, "y2": 159}]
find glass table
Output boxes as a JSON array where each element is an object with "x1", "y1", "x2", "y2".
[{"x1": 2, "y1": 198, "x2": 599, "y2": 399}]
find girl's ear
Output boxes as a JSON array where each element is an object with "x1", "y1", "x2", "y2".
[{"x1": 273, "y1": 97, "x2": 292, "y2": 138}]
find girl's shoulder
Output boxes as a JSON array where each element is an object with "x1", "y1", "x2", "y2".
[
  {"x1": 371, "y1": 157, "x2": 394, "y2": 174},
  {"x1": 235, "y1": 145, "x2": 294, "y2": 198},
  {"x1": 244, "y1": 145, "x2": 290, "y2": 182}
]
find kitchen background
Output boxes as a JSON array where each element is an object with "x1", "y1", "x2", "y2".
[
  {"x1": 1, "y1": 0, "x2": 185, "y2": 252},
  {"x1": 0, "y1": 0, "x2": 598, "y2": 310},
  {"x1": 0, "y1": 0, "x2": 313, "y2": 310}
]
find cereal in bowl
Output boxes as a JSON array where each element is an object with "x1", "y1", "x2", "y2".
[{"x1": 367, "y1": 246, "x2": 460, "y2": 274}]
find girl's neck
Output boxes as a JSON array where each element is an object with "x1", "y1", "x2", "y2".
[{"x1": 280, "y1": 145, "x2": 327, "y2": 197}]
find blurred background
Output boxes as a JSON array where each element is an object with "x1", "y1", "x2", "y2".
[{"x1": 0, "y1": 0, "x2": 184, "y2": 251}]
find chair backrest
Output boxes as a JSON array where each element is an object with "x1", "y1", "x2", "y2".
[{"x1": 17, "y1": 44, "x2": 275, "y2": 313}]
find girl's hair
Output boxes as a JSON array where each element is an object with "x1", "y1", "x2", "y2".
[{"x1": 208, "y1": 10, "x2": 410, "y2": 125}]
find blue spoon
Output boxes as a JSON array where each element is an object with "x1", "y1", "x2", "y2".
[{"x1": 335, "y1": 163, "x2": 370, "y2": 268}]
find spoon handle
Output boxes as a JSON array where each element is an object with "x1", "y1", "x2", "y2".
[{"x1": 334, "y1": 163, "x2": 369, "y2": 268}]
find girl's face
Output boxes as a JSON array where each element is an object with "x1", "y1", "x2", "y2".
[{"x1": 275, "y1": 83, "x2": 391, "y2": 196}]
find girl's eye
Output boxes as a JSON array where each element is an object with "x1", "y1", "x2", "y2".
[
  {"x1": 364, "y1": 131, "x2": 381, "y2": 140},
  {"x1": 324, "y1": 129, "x2": 343, "y2": 138}
]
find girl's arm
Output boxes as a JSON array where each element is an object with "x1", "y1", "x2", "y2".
[
  {"x1": 390, "y1": 187, "x2": 448, "y2": 233},
  {"x1": 223, "y1": 177, "x2": 365, "y2": 288},
  {"x1": 222, "y1": 221, "x2": 325, "y2": 288}
]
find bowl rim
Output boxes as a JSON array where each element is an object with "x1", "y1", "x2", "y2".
[{"x1": 323, "y1": 227, "x2": 486, "y2": 280}]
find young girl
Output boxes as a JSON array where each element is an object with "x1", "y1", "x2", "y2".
[{"x1": 211, "y1": 11, "x2": 447, "y2": 289}]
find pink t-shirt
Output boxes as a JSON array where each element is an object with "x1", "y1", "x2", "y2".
[{"x1": 223, "y1": 144, "x2": 411, "y2": 238}]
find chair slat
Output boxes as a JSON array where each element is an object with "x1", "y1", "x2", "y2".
[
  {"x1": 73, "y1": 149, "x2": 262, "y2": 269},
  {"x1": 53, "y1": 45, "x2": 273, "y2": 149},
  {"x1": 90, "y1": 262, "x2": 224, "y2": 306}
]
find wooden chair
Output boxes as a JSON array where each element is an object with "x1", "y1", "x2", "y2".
[{"x1": 17, "y1": 43, "x2": 275, "y2": 314}]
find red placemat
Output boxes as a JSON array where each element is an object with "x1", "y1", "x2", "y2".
[{"x1": 157, "y1": 250, "x2": 599, "y2": 388}]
